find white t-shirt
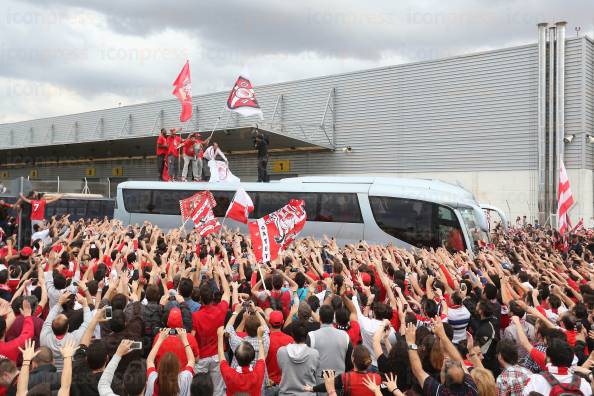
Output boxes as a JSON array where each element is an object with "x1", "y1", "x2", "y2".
[
  {"x1": 523, "y1": 366, "x2": 592, "y2": 396},
  {"x1": 31, "y1": 229, "x2": 51, "y2": 244}
]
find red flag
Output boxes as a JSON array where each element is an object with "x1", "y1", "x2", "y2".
[
  {"x1": 557, "y1": 161, "x2": 574, "y2": 234},
  {"x1": 226, "y1": 74, "x2": 263, "y2": 119},
  {"x1": 172, "y1": 61, "x2": 193, "y2": 122},
  {"x1": 248, "y1": 199, "x2": 306, "y2": 263},
  {"x1": 225, "y1": 188, "x2": 254, "y2": 224},
  {"x1": 190, "y1": 193, "x2": 221, "y2": 237},
  {"x1": 180, "y1": 191, "x2": 216, "y2": 222}
]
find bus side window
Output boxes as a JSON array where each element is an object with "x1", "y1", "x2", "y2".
[
  {"x1": 369, "y1": 196, "x2": 434, "y2": 248},
  {"x1": 318, "y1": 193, "x2": 362, "y2": 223}
]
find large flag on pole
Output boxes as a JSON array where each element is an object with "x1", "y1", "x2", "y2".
[
  {"x1": 190, "y1": 193, "x2": 221, "y2": 237},
  {"x1": 248, "y1": 199, "x2": 306, "y2": 263},
  {"x1": 226, "y1": 71, "x2": 263, "y2": 119},
  {"x1": 180, "y1": 191, "x2": 216, "y2": 222},
  {"x1": 172, "y1": 61, "x2": 193, "y2": 122},
  {"x1": 226, "y1": 188, "x2": 254, "y2": 224},
  {"x1": 557, "y1": 161, "x2": 574, "y2": 235}
]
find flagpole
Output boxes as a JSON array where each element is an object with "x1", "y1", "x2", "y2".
[
  {"x1": 257, "y1": 262, "x2": 268, "y2": 292},
  {"x1": 208, "y1": 106, "x2": 227, "y2": 141},
  {"x1": 218, "y1": 189, "x2": 238, "y2": 237}
]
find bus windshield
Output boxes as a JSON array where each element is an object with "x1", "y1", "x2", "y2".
[
  {"x1": 368, "y1": 196, "x2": 466, "y2": 252},
  {"x1": 458, "y1": 207, "x2": 489, "y2": 249}
]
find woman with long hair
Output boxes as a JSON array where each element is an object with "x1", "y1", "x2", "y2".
[{"x1": 146, "y1": 328, "x2": 196, "y2": 395}]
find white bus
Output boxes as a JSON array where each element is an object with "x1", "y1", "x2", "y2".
[{"x1": 114, "y1": 176, "x2": 493, "y2": 251}]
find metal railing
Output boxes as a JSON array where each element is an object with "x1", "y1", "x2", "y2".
[{"x1": 0, "y1": 177, "x2": 119, "y2": 198}]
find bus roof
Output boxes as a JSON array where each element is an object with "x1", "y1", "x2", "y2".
[
  {"x1": 280, "y1": 175, "x2": 475, "y2": 201},
  {"x1": 117, "y1": 176, "x2": 477, "y2": 207}
]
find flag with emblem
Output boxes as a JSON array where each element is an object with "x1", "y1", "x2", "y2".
[
  {"x1": 248, "y1": 199, "x2": 306, "y2": 263},
  {"x1": 226, "y1": 70, "x2": 263, "y2": 119},
  {"x1": 172, "y1": 61, "x2": 193, "y2": 122},
  {"x1": 180, "y1": 191, "x2": 216, "y2": 223},
  {"x1": 190, "y1": 193, "x2": 221, "y2": 237}
]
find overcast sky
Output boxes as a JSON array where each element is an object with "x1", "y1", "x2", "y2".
[{"x1": 1, "y1": 0, "x2": 592, "y2": 123}]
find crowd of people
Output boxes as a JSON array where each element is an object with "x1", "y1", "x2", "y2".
[{"x1": 0, "y1": 202, "x2": 593, "y2": 396}]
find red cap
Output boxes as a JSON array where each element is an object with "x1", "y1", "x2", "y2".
[
  {"x1": 167, "y1": 308, "x2": 183, "y2": 328},
  {"x1": 20, "y1": 247, "x2": 33, "y2": 257},
  {"x1": 269, "y1": 310, "x2": 284, "y2": 327},
  {"x1": 360, "y1": 272, "x2": 371, "y2": 286},
  {"x1": 322, "y1": 272, "x2": 330, "y2": 279}
]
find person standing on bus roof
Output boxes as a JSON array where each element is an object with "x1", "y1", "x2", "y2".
[
  {"x1": 180, "y1": 132, "x2": 208, "y2": 182},
  {"x1": 253, "y1": 131, "x2": 269, "y2": 182},
  {"x1": 156, "y1": 128, "x2": 169, "y2": 181},
  {"x1": 19, "y1": 192, "x2": 63, "y2": 232},
  {"x1": 167, "y1": 128, "x2": 182, "y2": 182},
  {"x1": 203, "y1": 142, "x2": 239, "y2": 183}
]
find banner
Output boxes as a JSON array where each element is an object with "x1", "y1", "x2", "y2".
[
  {"x1": 248, "y1": 199, "x2": 306, "y2": 263},
  {"x1": 557, "y1": 161, "x2": 574, "y2": 234},
  {"x1": 190, "y1": 193, "x2": 221, "y2": 237},
  {"x1": 226, "y1": 74, "x2": 263, "y2": 119},
  {"x1": 180, "y1": 191, "x2": 216, "y2": 222},
  {"x1": 172, "y1": 61, "x2": 193, "y2": 122},
  {"x1": 226, "y1": 187, "x2": 254, "y2": 224},
  {"x1": 208, "y1": 160, "x2": 240, "y2": 183}
]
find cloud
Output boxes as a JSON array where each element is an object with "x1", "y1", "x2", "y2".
[{"x1": 1, "y1": 0, "x2": 593, "y2": 122}]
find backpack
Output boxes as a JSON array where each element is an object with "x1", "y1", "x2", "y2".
[{"x1": 540, "y1": 371, "x2": 585, "y2": 396}]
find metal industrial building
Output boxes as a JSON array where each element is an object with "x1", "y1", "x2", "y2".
[{"x1": 1, "y1": 22, "x2": 593, "y2": 225}]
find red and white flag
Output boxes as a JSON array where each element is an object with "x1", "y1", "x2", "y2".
[
  {"x1": 557, "y1": 161, "x2": 574, "y2": 235},
  {"x1": 225, "y1": 188, "x2": 254, "y2": 224},
  {"x1": 226, "y1": 72, "x2": 263, "y2": 119},
  {"x1": 172, "y1": 61, "x2": 193, "y2": 122},
  {"x1": 248, "y1": 199, "x2": 306, "y2": 263},
  {"x1": 179, "y1": 191, "x2": 216, "y2": 222},
  {"x1": 190, "y1": 193, "x2": 221, "y2": 237}
]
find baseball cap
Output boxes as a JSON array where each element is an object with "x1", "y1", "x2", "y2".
[
  {"x1": 269, "y1": 310, "x2": 284, "y2": 327},
  {"x1": 167, "y1": 307, "x2": 183, "y2": 328},
  {"x1": 20, "y1": 247, "x2": 33, "y2": 257}
]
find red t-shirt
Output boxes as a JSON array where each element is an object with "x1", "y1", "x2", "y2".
[
  {"x1": 341, "y1": 371, "x2": 381, "y2": 396},
  {"x1": 152, "y1": 333, "x2": 200, "y2": 369},
  {"x1": 183, "y1": 138, "x2": 202, "y2": 157},
  {"x1": 266, "y1": 331, "x2": 294, "y2": 384},
  {"x1": 167, "y1": 135, "x2": 181, "y2": 157},
  {"x1": 156, "y1": 135, "x2": 168, "y2": 156},
  {"x1": 220, "y1": 359, "x2": 265, "y2": 396},
  {"x1": 30, "y1": 199, "x2": 46, "y2": 221},
  {"x1": 192, "y1": 301, "x2": 229, "y2": 358}
]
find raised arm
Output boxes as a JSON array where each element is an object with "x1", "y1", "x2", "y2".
[
  {"x1": 147, "y1": 328, "x2": 169, "y2": 369},
  {"x1": 57, "y1": 339, "x2": 78, "y2": 396},
  {"x1": 405, "y1": 323, "x2": 429, "y2": 386}
]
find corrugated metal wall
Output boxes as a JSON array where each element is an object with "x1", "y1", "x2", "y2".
[
  {"x1": 585, "y1": 37, "x2": 594, "y2": 167},
  {"x1": 1, "y1": 37, "x2": 592, "y2": 180}
]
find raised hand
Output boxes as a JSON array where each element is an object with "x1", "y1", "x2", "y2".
[
  {"x1": 20, "y1": 299, "x2": 32, "y2": 317},
  {"x1": 60, "y1": 339, "x2": 79, "y2": 359},
  {"x1": 116, "y1": 339, "x2": 134, "y2": 357},
  {"x1": 362, "y1": 374, "x2": 380, "y2": 393},
  {"x1": 18, "y1": 339, "x2": 39, "y2": 361}
]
